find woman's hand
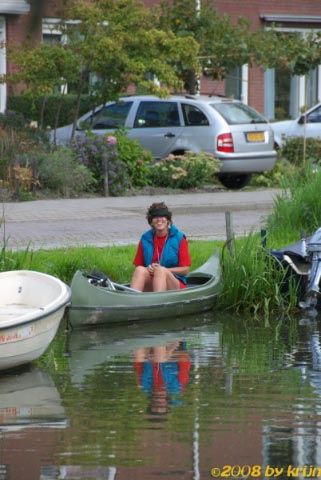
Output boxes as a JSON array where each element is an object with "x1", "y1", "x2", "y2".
[
  {"x1": 147, "y1": 263, "x2": 156, "y2": 276},
  {"x1": 148, "y1": 263, "x2": 162, "y2": 276}
]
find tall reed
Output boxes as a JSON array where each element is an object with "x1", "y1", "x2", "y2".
[
  {"x1": 217, "y1": 233, "x2": 299, "y2": 315},
  {"x1": 266, "y1": 166, "x2": 321, "y2": 245}
]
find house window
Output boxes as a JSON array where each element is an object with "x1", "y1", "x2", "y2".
[
  {"x1": 306, "y1": 67, "x2": 319, "y2": 109},
  {"x1": 225, "y1": 65, "x2": 248, "y2": 104},
  {"x1": 226, "y1": 67, "x2": 242, "y2": 100},
  {"x1": 261, "y1": 16, "x2": 321, "y2": 119},
  {"x1": 43, "y1": 33, "x2": 61, "y2": 45}
]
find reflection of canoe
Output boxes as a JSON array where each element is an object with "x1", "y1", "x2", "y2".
[
  {"x1": 67, "y1": 315, "x2": 221, "y2": 385},
  {"x1": 68, "y1": 253, "x2": 220, "y2": 327},
  {"x1": 0, "y1": 365, "x2": 67, "y2": 431},
  {"x1": 0, "y1": 270, "x2": 71, "y2": 371}
]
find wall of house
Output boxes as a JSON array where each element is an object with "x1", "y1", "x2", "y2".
[
  {"x1": 144, "y1": 0, "x2": 321, "y2": 116},
  {"x1": 3, "y1": 0, "x2": 321, "y2": 116}
]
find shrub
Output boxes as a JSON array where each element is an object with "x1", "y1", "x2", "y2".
[
  {"x1": 149, "y1": 151, "x2": 220, "y2": 189},
  {"x1": 280, "y1": 136, "x2": 321, "y2": 167},
  {"x1": 0, "y1": 111, "x2": 49, "y2": 194},
  {"x1": 71, "y1": 134, "x2": 130, "y2": 196},
  {"x1": 251, "y1": 157, "x2": 296, "y2": 188},
  {"x1": 8, "y1": 93, "x2": 95, "y2": 129},
  {"x1": 114, "y1": 129, "x2": 152, "y2": 187},
  {"x1": 37, "y1": 147, "x2": 95, "y2": 197}
]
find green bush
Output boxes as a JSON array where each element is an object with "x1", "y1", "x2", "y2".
[
  {"x1": 70, "y1": 134, "x2": 130, "y2": 196},
  {"x1": 149, "y1": 151, "x2": 220, "y2": 189},
  {"x1": 8, "y1": 94, "x2": 95, "y2": 129},
  {"x1": 251, "y1": 157, "x2": 296, "y2": 188},
  {"x1": 0, "y1": 111, "x2": 49, "y2": 183},
  {"x1": 37, "y1": 147, "x2": 95, "y2": 197},
  {"x1": 114, "y1": 129, "x2": 152, "y2": 187},
  {"x1": 280, "y1": 136, "x2": 321, "y2": 166}
]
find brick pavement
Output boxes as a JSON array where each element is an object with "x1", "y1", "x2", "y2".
[{"x1": 1, "y1": 189, "x2": 281, "y2": 250}]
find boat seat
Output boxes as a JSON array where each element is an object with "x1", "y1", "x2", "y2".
[{"x1": 186, "y1": 274, "x2": 212, "y2": 287}]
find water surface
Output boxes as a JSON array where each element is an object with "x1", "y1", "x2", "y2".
[{"x1": 1, "y1": 313, "x2": 321, "y2": 479}]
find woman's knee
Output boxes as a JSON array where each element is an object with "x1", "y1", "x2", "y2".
[
  {"x1": 134, "y1": 266, "x2": 148, "y2": 277},
  {"x1": 153, "y1": 265, "x2": 167, "y2": 276}
]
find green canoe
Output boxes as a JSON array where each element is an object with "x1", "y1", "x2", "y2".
[{"x1": 68, "y1": 252, "x2": 221, "y2": 327}]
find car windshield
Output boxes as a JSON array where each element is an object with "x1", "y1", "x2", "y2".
[
  {"x1": 210, "y1": 102, "x2": 267, "y2": 125},
  {"x1": 80, "y1": 101, "x2": 133, "y2": 130}
]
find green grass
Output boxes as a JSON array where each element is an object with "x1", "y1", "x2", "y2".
[
  {"x1": 0, "y1": 237, "x2": 300, "y2": 316},
  {"x1": 0, "y1": 240, "x2": 220, "y2": 284},
  {"x1": 2, "y1": 167, "x2": 321, "y2": 316}
]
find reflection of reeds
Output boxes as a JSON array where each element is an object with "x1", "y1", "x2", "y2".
[{"x1": 221, "y1": 313, "x2": 301, "y2": 375}]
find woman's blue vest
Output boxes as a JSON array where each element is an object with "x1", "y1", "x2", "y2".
[{"x1": 140, "y1": 224, "x2": 187, "y2": 284}]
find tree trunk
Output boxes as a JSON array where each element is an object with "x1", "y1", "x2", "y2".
[
  {"x1": 71, "y1": 69, "x2": 85, "y2": 142},
  {"x1": 102, "y1": 152, "x2": 109, "y2": 197},
  {"x1": 184, "y1": 70, "x2": 200, "y2": 95}
]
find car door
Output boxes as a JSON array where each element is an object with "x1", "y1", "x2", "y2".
[
  {"x1": 295, "y1": 105, "x2": 321, "y2": 139},
  {"x1": 129, "y1": 101, "x2": 184, "y2": 159},
  {"x1": 287, "y1": 104, "x2": 321, "y2": 140}
]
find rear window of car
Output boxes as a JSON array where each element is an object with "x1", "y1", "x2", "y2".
[
  {"x1": 210, "y1": 102, "x2": 267, "y2": 125},
  {"x1": 182, "y1": 104, "x2": 209, "y2": 126}
]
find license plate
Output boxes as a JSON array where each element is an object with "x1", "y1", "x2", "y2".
[{"x1": 246, "y1": 132, "x2": 265, "y2": 143}]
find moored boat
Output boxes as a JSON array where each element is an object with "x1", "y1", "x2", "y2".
[
  {"x1": 68, "y1": 252, "x2": 221, "y2": 327},
  {"x1": 270, "y1": 227, "x2": 321, "y2": 310},
  {"x1": 0, "y1": 270, "x2": 71, "y2": 371}
]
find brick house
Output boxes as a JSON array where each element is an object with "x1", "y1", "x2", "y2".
[{"x1": 1, "y1": 0, "x2": 321, "y2": 120}]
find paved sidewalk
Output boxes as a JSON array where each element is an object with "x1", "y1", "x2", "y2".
[{"x1": 2, "y1": 188, "x2": 281, "y2": 250}]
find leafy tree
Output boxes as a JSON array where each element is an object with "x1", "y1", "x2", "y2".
[
  {"x1": 157, "y1": 0, "x2": 252, "y2": 92},
  {"x1": 3, "y1": 0, "x2": 199, "y2": 139},
  {"x1": 4, "y1": 43, "x2": 80, "y2": 128},
  {"x1": 156, "y1": 0, "x2": 321, "y2": 92}
]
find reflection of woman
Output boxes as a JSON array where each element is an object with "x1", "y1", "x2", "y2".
[
  {"x1": 133, "y1": 342, "x2": 191, "y2": 414},
  {"x1": 130, "y1": 202, "x2": 191, "y2": 292}
]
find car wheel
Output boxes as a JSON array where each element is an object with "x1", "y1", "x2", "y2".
[{"x1": 218, "y1": 173, "x2": 252, "y2": 190}]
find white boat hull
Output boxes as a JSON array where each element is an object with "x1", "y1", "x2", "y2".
[{"x1": 0, "y1": 270, "x2": 71, "y2": 371}]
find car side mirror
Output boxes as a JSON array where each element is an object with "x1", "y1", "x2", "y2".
[{"x1": 298, "y1": 115, "x2": 306, "y2": 125}]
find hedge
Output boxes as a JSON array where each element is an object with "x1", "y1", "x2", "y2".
[{"x1": 7, "y1": 94, "x2": 95, "y2": 129}]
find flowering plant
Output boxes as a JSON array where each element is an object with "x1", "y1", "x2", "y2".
[
  {"x1": 149, "y1": 151, "x2": 220, "y2": 189},
  {"x1": 71, "y1": 133, "x2": 129, "y2": 196}
]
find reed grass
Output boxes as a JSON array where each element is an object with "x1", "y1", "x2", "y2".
[
  {"x1": 217, "y1": 233, "x2": 299, "y2": 315},
  {"x1": 0, "y1": 240, "x2": 219, "y2": 284},
  {"x1": 266, "y1": 166, "x2": 321, "y2": 245}
]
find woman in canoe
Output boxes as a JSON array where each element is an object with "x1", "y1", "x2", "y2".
[{"x1": 130, "y1": 202, "x2": 191, "y2": 292}]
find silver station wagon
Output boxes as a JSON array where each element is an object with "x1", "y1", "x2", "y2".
[{"x1": 54, "y1": 95, "x2": 277, "y2": 189}]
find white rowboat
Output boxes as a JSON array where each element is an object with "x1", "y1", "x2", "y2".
[{"x1": 0, "y1": 270, "x2": 71, "y2": 371}]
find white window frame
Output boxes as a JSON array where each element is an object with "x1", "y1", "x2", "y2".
[
  {"x1": 0, "y1": 16, "x2": 6, "y2": 113},
  {"x1": 241, "y1": 64, "x2": 248, "y2": 104}
]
